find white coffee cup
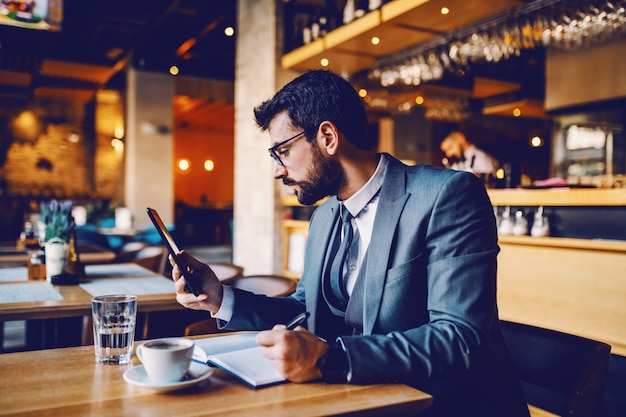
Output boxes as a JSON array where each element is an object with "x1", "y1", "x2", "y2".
[{"x1": 136, "y1": 337, "x2": 195, "y2": 383}]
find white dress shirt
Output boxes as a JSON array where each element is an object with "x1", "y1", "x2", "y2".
[{"x1": 212, "y1": 154, "x2": 389, "y2": 322}]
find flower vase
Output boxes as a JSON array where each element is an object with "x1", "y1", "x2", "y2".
[{"x1": 45, "y1": 237, "x2": 69, "y2": 282}]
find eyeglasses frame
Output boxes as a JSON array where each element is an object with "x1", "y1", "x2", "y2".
[{"x1": 267, "y1": 129, "x2": 309, "y2": 166}]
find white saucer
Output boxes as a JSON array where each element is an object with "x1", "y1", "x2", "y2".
[{"x1": 123, "y1": 361, "x2": 213, "y2": 393}]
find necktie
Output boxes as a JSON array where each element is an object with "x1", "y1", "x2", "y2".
[{"x1": 328, "y1": 205, "x2": 356, "y2": 307}]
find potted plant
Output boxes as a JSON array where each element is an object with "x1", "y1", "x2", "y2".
[
  {"x1": 40, "y1": 199, "x2": 76, "y2": 242},
  {"x1": 39, "y1": 199, "x2": 77, "y2": 284}
]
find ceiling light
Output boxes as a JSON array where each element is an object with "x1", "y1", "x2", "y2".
[
  {"x1": 224, "y1": 27, "x2": 235, "y2": 37},
  {"x1": 513, "y1": 108, "x2": 521, "y2": 117},
  {"x1": 415, "y1": 96, "x2": 424, "y2": 105},
  {"x1": 371, "y1": 36, "x2": 380, "y2": 45},
  {"x1": 530, "y1": 136, "x2": 543, "y2": 147},
  {"x1": 177, "y1": 159, "x2": 191, "y2": 172},
  {"x1": 320, "y1": 58, "x2": 329, "y2": 67},
  {"x1": 111, "y1": 138, "x2": 124, "y2": 151},
  {"x1": 358, "y1": 88, "x2": 367, "y2": 98},
  {"x1": 169, "y1": 66, "x2": 180, "y2": 76},
  {"x1": 204, "y1": 159, "x2": 215, "y2": 172},
  {"x1": 440, "y1": 7, "x2": 450, "y2": 15},
  {"x1": 114, "y1": 125, "x2": 124, "y2": 139}
]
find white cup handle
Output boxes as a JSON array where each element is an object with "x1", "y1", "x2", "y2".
[{"x1": 136, "y1": 345, "x2": 144, "y2": 363}]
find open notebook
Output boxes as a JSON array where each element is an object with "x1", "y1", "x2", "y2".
[{"x1": 192, "y1": 332, "x2": 286, "y2": 389}]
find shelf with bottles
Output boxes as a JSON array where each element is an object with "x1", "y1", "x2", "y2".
[
  {"x1": 281, "y1": 0, "x2": 522, "y2": 75},
  {"x1": 494, "y1": 200, "x2": 626, "y2": 249}
]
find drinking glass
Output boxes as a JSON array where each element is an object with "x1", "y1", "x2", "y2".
[{"x1": 91, "y1": 295, "x2": 137, "y2": 364}]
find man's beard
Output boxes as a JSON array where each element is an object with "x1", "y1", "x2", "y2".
[{"x1": 286, "y1": 144, "x2": 345, "y2": 206}]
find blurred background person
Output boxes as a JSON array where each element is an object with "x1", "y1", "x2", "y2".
[{"x1": 440, "y1": 130, "x2": 500, "y2": 175}]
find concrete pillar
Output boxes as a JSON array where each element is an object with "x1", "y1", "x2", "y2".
[
  {"x1": 233, "y1": 0, "x2": 297, "y2": 274},
  {"x1": 125, "y1": 68, "x2": 175, "y2": 228}
]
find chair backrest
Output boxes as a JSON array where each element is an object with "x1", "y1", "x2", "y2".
[
  {"x1": 227, "y1": 274, "x2": 298, "y2": 297},
  {"x1": 76, "y1": 226, "x2": 112, "y2": 250},
  {"x1": 116, "y1": 241, "x2": 148, "y2": 262},
  {"x1": 500, "y1": 320, "x2": 611, "y2": 417},
  {"x1": 208, "y1": 262, "x2": 244, "y2": 283},
  {"x1": 133, "y1": 245, "x2": 168, "y2": 275}
]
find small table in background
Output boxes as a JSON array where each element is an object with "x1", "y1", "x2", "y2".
[
  {"x1": 0, "y1": 264, "x2": 182, "y2": 351},
  {"x1": 0, "y1": 242, "x2": 116, "y2": 265}
]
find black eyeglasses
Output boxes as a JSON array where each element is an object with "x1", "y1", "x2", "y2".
[{"x1": 267, "y1": 130, "x2": 307, "y2": 166}]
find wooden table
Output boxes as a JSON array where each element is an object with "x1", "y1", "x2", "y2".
[
  {"x1": 0, "y1": 242, "x2": 116, "y2": 265},
  {"x1": 0, "y1": 340, "x2": 433, "y2": 416},
  {"x1": 0, "y1": 267, "x2": 181, "y2": 322},
  {"x1": 0, "y1": 265, "x2": 184, "y2": 350}
]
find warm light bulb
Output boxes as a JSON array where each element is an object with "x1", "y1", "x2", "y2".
[
  {"x1": 495, "y1": 168, "x2": 505, "y2": 180},
  {"x1": 371, "y1": 36, "x2": 380, "y2": 45},
  {"x1": 358, "y1": 88, "x2": 367, "y2": 98},
  {"x1": 169, "y1": 65, "x2": 180, "y2": 76},
  {"x1": 320, "y1": 58, "x2": 329, "y2": 67},
  {"x1": 415, "y1": 96, "x2": 424, "y2": 105},
  {"x1": 513, "y1": 108, "x2": 521, "y2": 117},
  {"x1": 440, "y1": 7, "x2": 450, "y2": 15},
  {"x1": 224, "y1": 27, "x2": 235, "y2": 37},
  {"x1": 530, "y1": 136, "x2": 543, "y2": 147},
  {"x1": 111, "y1": 138, "x2": 124, "y2": 151},
  {"x1": 204, "y1": 159, "x2": 215, "y2": 172},
  {"x1": 114, "y1": 125, "x2": 124, "y2": 139},
  {"x1": 177, "y1": 158, "x2": 191, "y2": 172}
]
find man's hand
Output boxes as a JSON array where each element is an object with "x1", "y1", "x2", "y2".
[
  {"x1": 256, "y1": 325, "x2": 328, "y2": 382},
  {"x1": 171, "y1": 251, "x2": 223, "y2": 315}
]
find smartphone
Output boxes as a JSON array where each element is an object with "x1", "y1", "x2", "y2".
[{"x1": 146, "y1": 207, "x2": 201, "y2": 296}]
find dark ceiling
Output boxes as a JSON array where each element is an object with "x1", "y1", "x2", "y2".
[{"x1": 0, "y1": 0, "x2": 236, "y2": 99}]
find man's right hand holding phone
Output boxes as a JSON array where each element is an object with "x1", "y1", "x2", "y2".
[{"x1": 170, "y1": 251, "x2": 223, "y2": 315}]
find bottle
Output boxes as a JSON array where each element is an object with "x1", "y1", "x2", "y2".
[
  {"x1": 28, "y1": 250, "x2": 46, "y2": 280},
  {"x1": 530, "y1": 206, "x2": 550, "y2": 237},
  {"x1": 311, "y1": 13, "x2": 320, "y2": 40},
  {"x1": 302, "y1": 16, "x2": 313, "y2": 44},
  {"x1": 66, "y1": 227, "x2": 84, "y2": 278},
  {"x1": 343, "y1": 0, "x2": 355, "y2": 25},
  {"x1": 512, "y1": 210, "x2": 528, "y2": 236},
  {"x1": 498, "y1": 206, "x2": 513, "y2": 236},
  {"x1": 369, "y1": 0, "x2": 382, "y2": 11}
]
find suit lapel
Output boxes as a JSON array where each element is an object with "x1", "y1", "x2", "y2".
[
  {"x1": 362, "y1": 158, "x2": 409, "y2": 334},
  {"x1": 305, "y1": 198, "x2": 340, "y2": 335}
]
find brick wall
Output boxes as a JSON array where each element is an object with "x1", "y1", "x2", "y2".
[{"x1": 2, "y1": 98, "x2": 93, "y2": 198}]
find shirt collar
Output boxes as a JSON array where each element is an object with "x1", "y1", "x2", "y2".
[{"x1": 342, "y1": 154, "x2": 387, "y2": 218}]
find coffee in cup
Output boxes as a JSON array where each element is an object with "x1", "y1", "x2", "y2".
[{"x1": 136, "y1": 337, "x2": 195, "y2": 383}]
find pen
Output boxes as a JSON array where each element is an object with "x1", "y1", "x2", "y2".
[{"x1": 285, "y1": 311, "x2": 310, "y2": 330}]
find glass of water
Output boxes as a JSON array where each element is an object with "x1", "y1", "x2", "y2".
[{"x1": 91, "y1": 295, "x2": 137, "y2": 364}]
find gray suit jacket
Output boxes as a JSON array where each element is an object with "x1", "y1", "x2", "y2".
[{"x1": 225, "y1": 155, "x2": 529, "y2": 417}]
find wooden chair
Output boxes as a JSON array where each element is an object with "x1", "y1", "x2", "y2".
[
  {"x1": 227, "y1": 274, "x2": 298, "y2": 297},
  {"x1": 500, "y1": 320, "x2": 611, "y2": 417},
  {"x1": 115, "y1": 241, "x2": 148, "y2": 262},
  {"x1": 184, "y1": 274, "x2": 298, "y2": 337},
  {"x1": 208, "y1": 262, "x2": 244, "y2": 283},
  {"x1": 132, "y1": 245, "x2": 168, "y2": 275}
]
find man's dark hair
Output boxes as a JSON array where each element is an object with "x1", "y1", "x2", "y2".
[{"x1": 254, "y1": 70, "x2": 373, "y2": 150}]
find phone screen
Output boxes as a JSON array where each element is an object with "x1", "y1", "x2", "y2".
[{"x1": 146, "y1": 207, "x2": 201, "y2": 296}]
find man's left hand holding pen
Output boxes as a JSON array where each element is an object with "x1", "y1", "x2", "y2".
[{"x1": 256, "y1": 311, "x2": 330, "y2": 382}]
